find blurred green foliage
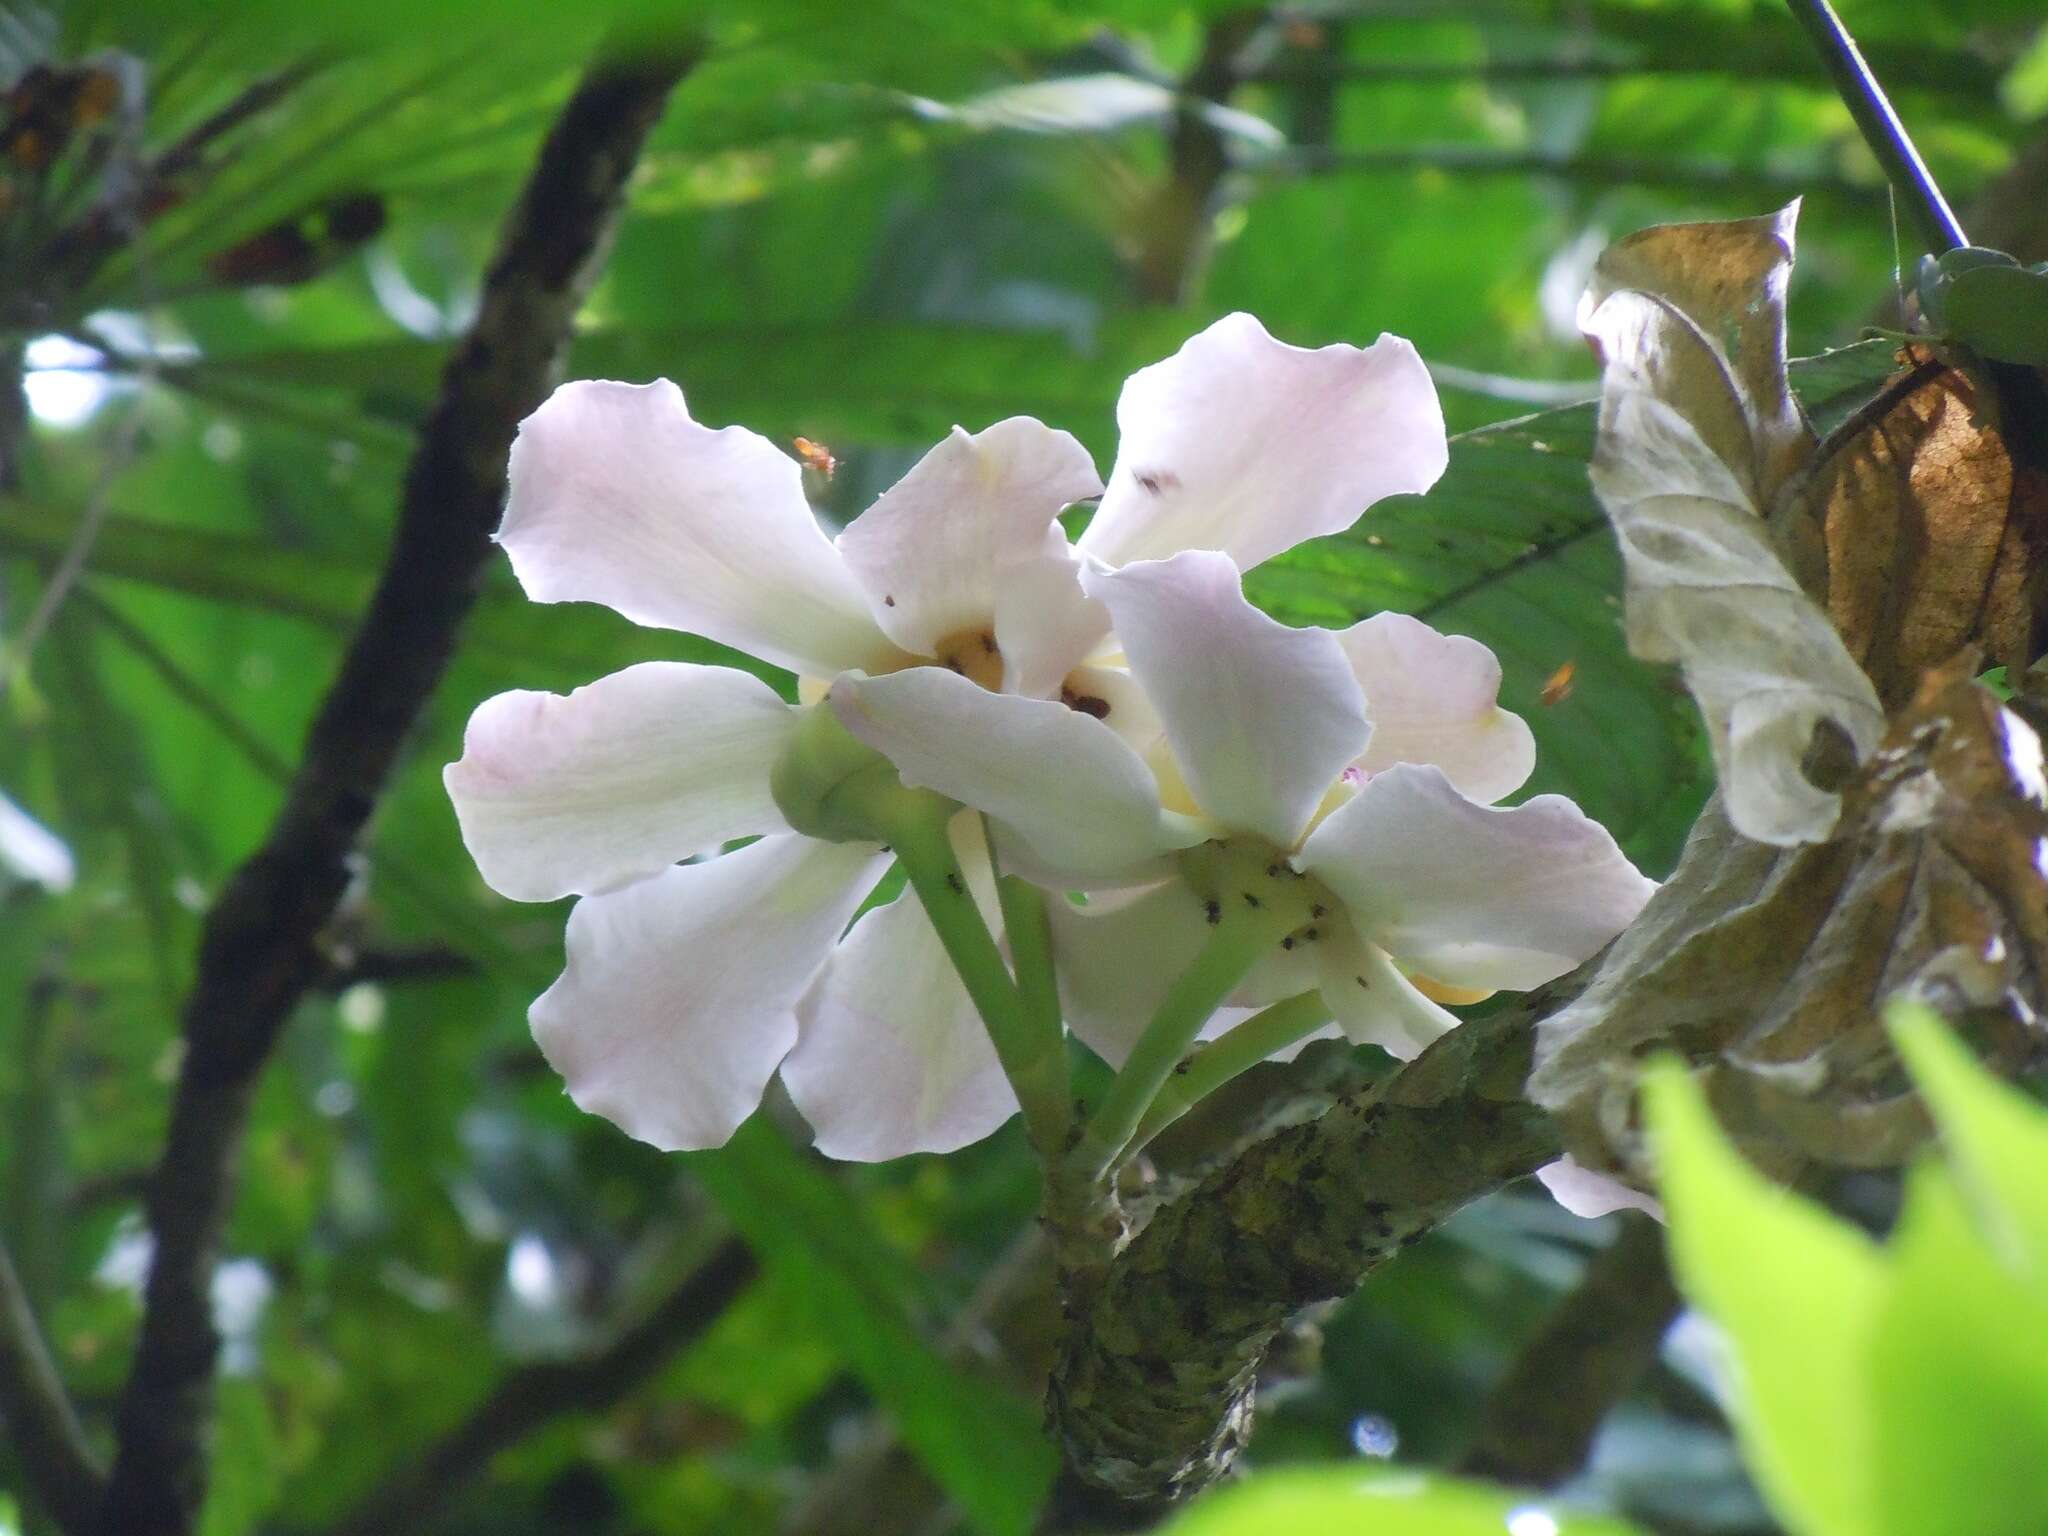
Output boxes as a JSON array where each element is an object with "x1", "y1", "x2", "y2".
[{"x1": 0, "y1": 2, "x2": 2042, "y2": 1533}]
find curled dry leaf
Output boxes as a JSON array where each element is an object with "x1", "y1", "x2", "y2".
[
  {"x1": 1529, "y1": 664, "x2": 2048, "y2": 1191},
  {"x1": 1579, "y1": 203, "x2": 1886, "y2": 845},
  {"x1": 1812, "y1": 353, "x2": 2045, "y2": 709}
]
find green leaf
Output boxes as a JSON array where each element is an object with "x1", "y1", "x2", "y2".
[
  {"x1": 1888, "y1": 1001, "x2": 2048, "y2": 1297},
  {"x1": 1645, "y1": 1062, "x2": 1884, "y2": 1536},
  {"x1": 688, "y1": 1119, "x2": 1053, "y2": 1536},
  {"x1": 1159, "y1": 1467, "x2": 1646, "y2": 1535},
  {"x1": 1867, "y1": 1162, "x2": 2048, "y2": 1536}
]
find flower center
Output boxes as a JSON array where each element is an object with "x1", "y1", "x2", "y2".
[{"x1": 932, "y1": 626, "x2": 1005, "y2": 691}]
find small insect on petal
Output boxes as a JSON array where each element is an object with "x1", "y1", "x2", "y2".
[
  {"x1": 793, "y1": 436, "x2": 837, "y2": 478},
  {"x1": 1540, "y1": 659, "x2": 1576, "y2": 707}
]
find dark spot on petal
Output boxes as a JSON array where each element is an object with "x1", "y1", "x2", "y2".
[{"x1": 883, "y1": 595, "x2": 895, "y2": 606}]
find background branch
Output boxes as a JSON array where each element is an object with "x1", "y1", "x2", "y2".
[
  {"x1": 0, "y1": 1236, "x2": 102, "y2": 1535},
  {"x1": 1456, "y1": 1213, "x2": 1681, "y2": 1488},
  {"x1": 328, "y1": 1238, "x2": 757, "y2": 1536},
  {"x1": 1132, "y1": 9, "x2": 1261, "y2": 304},
  {"x1": 91, "y1": 46, "x2": 694, "y2": 1536}
]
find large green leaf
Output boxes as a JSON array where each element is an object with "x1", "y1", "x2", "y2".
[{"x1": 1644, "y1": 1063, "x2": 1885, "y2": 1536}]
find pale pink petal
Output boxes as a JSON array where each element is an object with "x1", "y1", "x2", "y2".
[
  {"x1": 1337, "y1": 613, "x2": 1537, "y2": 804},
  {"x1": 1083, "y1": 552, "x2": 1368, "y2": 849},
  {"x1": 993, "y1": 545, "x2": 1111, "y2": 699},
  {"x1": 1296, "y1": 763, "x2": 1656, "y2": 991},
  {"x1": 784, "y1": 815, "x2": 1015, "y2": 1159},
  {"x1": 835, "y1": 417, "x2": 1103, "y2": 663},
  {"x1": 1050, "y1": 881, "x2": 1243, "y2": 1066},
  {"x1": 1537, "y1": 1157, "x2": 1665, "y2": 1221},
  {"x1": 1316, "y1": 932, "x2": 1460, "y2": 1061},
  {"x1": 1049, "y1": 879, "x2": 1323, "y2": 1067},
  {"x1": 829, "y1": 667, "x2": 1203, "y2": 886},
  {"x1": 500, "y1": 380, "x2": 898, "y2": 678},
  {"x1": 1077, "y1": 313, "x2": 1448, "y2": 571},
  {"x1": 531, "y1": 834, "x2": 887, "y2": 1152},
  {"x1": 445, "y1": 663, "x2": 796, "y2": 902}
]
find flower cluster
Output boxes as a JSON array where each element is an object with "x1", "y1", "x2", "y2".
[{"x1": 445, "y1": 313, "x2": 1655, "y2": 1199}]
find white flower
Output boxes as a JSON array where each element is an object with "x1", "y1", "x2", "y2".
[
  {"x1": 446, "y1": 314, "x2": 1447, "y2": 1158},
  {"x1": 831, "y1": 549, "x2": 1656, "y2": 1063}
]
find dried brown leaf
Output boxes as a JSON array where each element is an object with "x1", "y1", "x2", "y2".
[
  {"x1": 1816, "y1": 361, "x2": 2045, "y2": 708},
  {"x1": 1530, "y1": 665, "x2": 2048, "y2": 1187}
]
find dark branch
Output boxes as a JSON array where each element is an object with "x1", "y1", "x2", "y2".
[
  {"x1": 92, "y1": 47, "x2": 694, "y2": 1536},
  {"x1": 1782, "y1": 0, "x2": 1965, "y2": 254},
  {"x1": 0, "y1": 1238, "x2": 103, "y2": 1535},
  {"x1": 1043, "y1": 1004, "x2": 1563, "y2": 1530},
  {"x1": 1132, "y1": 9, "x2": 1261, "y2": 304},
  {"x1": 327, "y1": 1239, "x2": 757, "y2": 1536},
  {"x1": 1456, "y1": 1212, "x2": 1680, "y2": 1487}
]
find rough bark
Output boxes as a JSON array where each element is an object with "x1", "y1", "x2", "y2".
[
  {"x1": 90, "y1": 49, "x2": 693, "y2": 1536},
  {"x1": 1042, "y1": 1006, "x2": 1562, "y2": 1530}
]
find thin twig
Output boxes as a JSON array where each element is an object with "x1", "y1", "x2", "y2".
[
  {"x1": 90, "y1": 46, "x2": 695, "y2": 1536},
  {"x1": 1783, "y1": 0, "x2": 1966, "y2": 254},
  {"x1": 0, "y1": 1237, "x2": 103, "y2": 1534}
]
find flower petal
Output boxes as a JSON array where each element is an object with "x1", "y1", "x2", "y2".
[
  {"x1": 1316, "y1": 932, "x2": 1460, "y2": 1061},
  {"x1": 1337, "y1": 612, "x2": 1536, "y2": 804},
  {"x1": 1078, "y1": 313, "x2": 1448, "y2": 571},
  {"x1": 1297, "y1": 763, "x2": 1655, "y2": 991},
  {"x1": 992, "y1": 544, "x2": 1111, "y2": 699},
  {"x1": 445, "y1": 663, "x2": 797, "y2": 902},
  {"x1": 531, "y1": 834, "x2": 887, "y2": 1152},
  {"x1": 500, "y1": 379, "x2": 898, "y2": 678},
  {"x1": 1537, "y1": 1157, "x2": 1664, "y2": 1221},
  {"x1": 1048, "y1": 880, "x2": 1262, "y2": 1066},
  {"x1": 829, "y1": 666, "x2": 1201, "y2": 886},
  {"x1": 1049, "y1": 877, "x2": 1327, "y2": 1069},
  {"x1": 783, "y1": 816, "x2": 1016, "y2": 1159},
  {"x1": 835, "y1": 417, "x2": 1103, "y2": 663},
  {"x1": 1083, "y1": 551, "x2": 1368, "y2": 848}
]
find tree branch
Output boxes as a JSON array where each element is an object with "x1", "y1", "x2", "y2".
[
  {"x1": 327, "y1": 1238, "x2": 757, "y2": 1536},
  {"x1": 1456, "y1": 1212, "x2": 1680, "y2": 1487},
  {"x1": 92, "y1": 47, "x2": 694, "y2": 1536},
  {"x1": 0, "y1": 1237, "x2": 103, "y2": 1535},
  {"x1": 1042, "y1": 1004, "x2": 1563, "y2": 1530},
  {"x1": 1132, "y1": 9, "x2": 1262, "y2": 304}
]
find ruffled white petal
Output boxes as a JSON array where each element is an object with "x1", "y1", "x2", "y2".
[
  {"x1": 1337, "y1": 612, "x2": 1537, "y2": 804},
  {"x1": 829, "y1": 666, "x2": 1202, "y2": 886},
  {"x1": 1084, "y1": 552, "x2": 1369, "y2": 849},
  {"x1": 835, "y1": 417, "x2": 1103, "y2": 662},
  {"x1": 445, "y1": 663, "x2": 797, "y2": 902},
  {"x1": 1078, "y1": 313, "x2": 1448, "y2": 572},
  {"x1": 1050, "y1": 880, "x2": 1217, "y2": 1066},
  {"x1": 1537, "y1": 1157, "x2": 1665, "y2": 1221},
  {"x1": 1048, "y1": 879, "x2": 1319, "y2": 1067},
  {"x1": 531, "y1": 834, "x2": 887, "y2": 1152},
  {"x1": 500, "y1": 380, "x2": 898, "y2": 678},
  {"x1": 992, "y1": 544, "x2": 1111, "y2": 698},
  {"x1": 783, "y1": 816, "x2": 1016, "y2": 1159},
  {"x1": 1316, "y1": 930, "x2": 1460, "y2": 1060},
  {"x1": 1297, "y1": 763, "x2": 1656, "y2": 992}
]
